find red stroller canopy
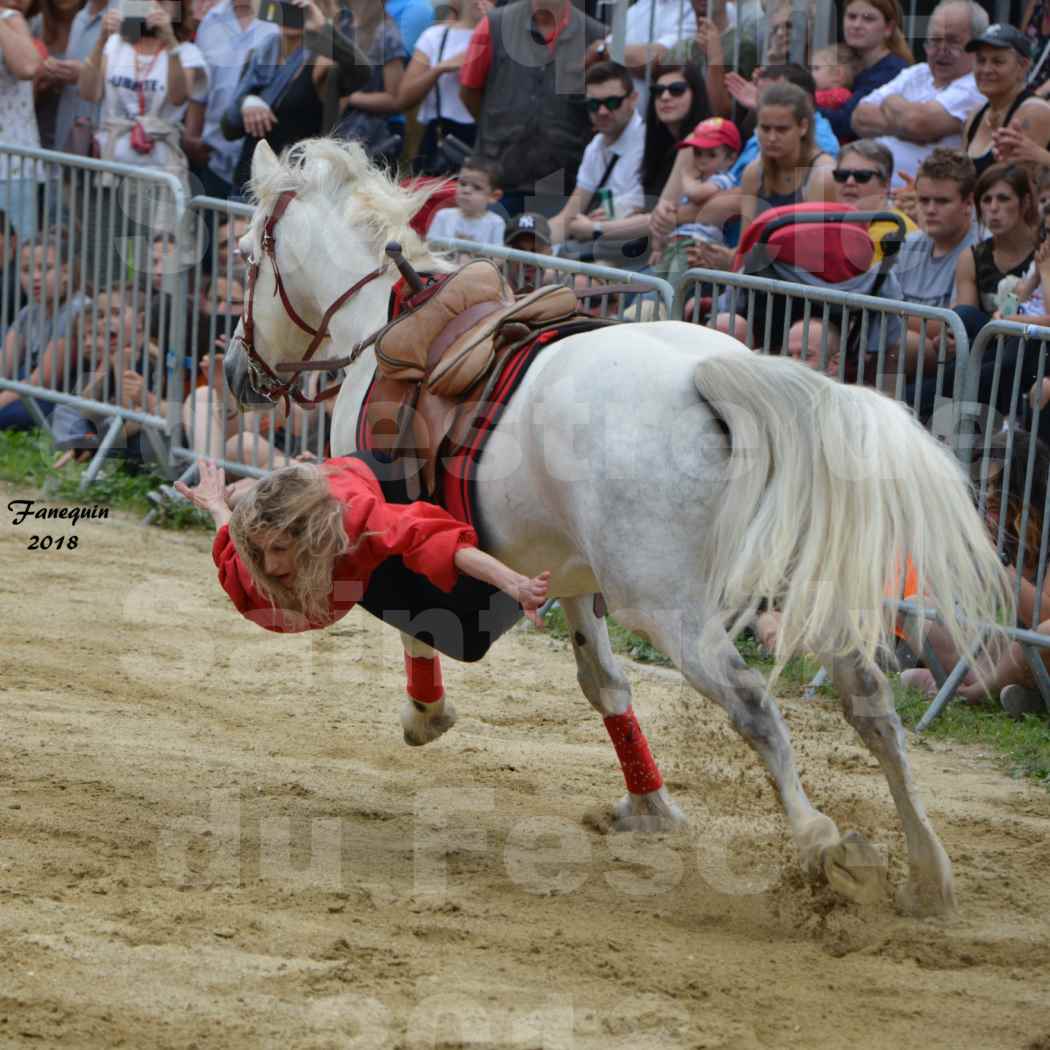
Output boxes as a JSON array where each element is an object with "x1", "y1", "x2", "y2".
[{"x1": 733, "y1": 203, "x2": 877, "y2": 285}]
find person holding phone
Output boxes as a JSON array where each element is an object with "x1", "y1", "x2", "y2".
[
  {"x1": 221, "y1": 0, "x2": 371, "y2": 196},
  {"x1": 0, "y1": 0, "x2": 42, "y2": 240},
  {"x1": 77, "y1": 0, "x2": 189, "y2": 177}
]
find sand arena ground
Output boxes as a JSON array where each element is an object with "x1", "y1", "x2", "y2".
[{"x1": 2, "y1": 486, "x2": 1050, "y2": 1050}]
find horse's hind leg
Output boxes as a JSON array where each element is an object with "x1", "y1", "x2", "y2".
[
  {"x1": 560, "y1": 595, "x2": 687, "y2": 832},
  {"x1": 647, "y1": 611, "x2": 886, "y2": 902},
  {"x1": 827, "y1": 652, "x2": 956, "y2": 916},
  {"x1": 399, "y1": 634, "x2": 458, "y2": 746}
]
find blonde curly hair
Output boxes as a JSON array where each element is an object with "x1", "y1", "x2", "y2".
[{"x1": 229, "y1": 462, "x2": 351, "y2": 625}]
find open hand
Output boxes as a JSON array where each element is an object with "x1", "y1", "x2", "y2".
[
  {"x1": 696, "y1": 17, "x2": 723, "y2": 61},
  {"x1": 725, "y1": 71, "x2": 757, "y2": 109},
  {"x1": 992, "y1": 124, "x2": 1049, "y2": 167},
  {"x1": 174, "y1": 458, "x2": 229, "y2": 519}
]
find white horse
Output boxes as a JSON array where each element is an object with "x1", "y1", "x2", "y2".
[{"x1": 222, "y1": 139, "x2": 1012, "y2": 916}]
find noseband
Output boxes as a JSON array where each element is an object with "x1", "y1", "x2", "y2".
[{"x1": 239, "y1": 189, "x2": 390, "y2": 407}]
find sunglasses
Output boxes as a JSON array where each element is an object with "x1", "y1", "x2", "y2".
[
  {"x1": 586, "y1": 94, "x2": 629, "y2": 113},
  {"x1": 651, "y1": 81, "x2": 689, "y2": 99},
  {"x1": 832, "y1": 168, "x2": 882, "y2": 184}
]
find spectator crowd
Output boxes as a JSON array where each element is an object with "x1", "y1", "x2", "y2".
[
  {"x1": 3, "y1": 0, "x2": 1050, "y2": 709},
  {"x1": 3, "y1": 0, "x2": 1050, "y2": 403}
]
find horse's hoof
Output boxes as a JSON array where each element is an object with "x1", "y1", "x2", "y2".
[
  {"x1": 602, "y1": 791, "x2": 689, "y2": 833},
  {"x1": 895, "y1": 860, "x2": 957, "y2": 918},
  {"x1": 895, "y1": 879, "x2": 957, "y2": 918},
  {"x1": 401, "y1": 699, "x2": 457, "y2": 747},
  {"x1": 821, "y1": 830, "x2": 889, "y2": 906}
]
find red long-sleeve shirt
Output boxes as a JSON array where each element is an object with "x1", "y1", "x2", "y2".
[{"x1": 212, "y1": 456, "x2": 479, "y2": 633}]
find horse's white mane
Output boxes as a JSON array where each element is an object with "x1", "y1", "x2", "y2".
[{"x1": 248, "y1": 138, "x2": 448, "y2": 268}]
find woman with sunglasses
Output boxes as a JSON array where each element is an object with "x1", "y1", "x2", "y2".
[
  {"x1": 645, "y1": 65, "x2": 715, "y2": 245},
  {"x1": 963, "y1": 25, "x2": 1050, "y2": 177},
  {"x1": 823, "y1": 139, "x2": 915, "y2": 259},
  {"x1": 642, "y1": 65, "x2": 711, "y2": 202},
  {"x1": 784, "y1": 140, "x2": 913, "y2": 373}
]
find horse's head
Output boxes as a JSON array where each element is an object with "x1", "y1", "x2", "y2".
[{"x1": 224, "y1": 139, "x2": 444, "y2": 408}]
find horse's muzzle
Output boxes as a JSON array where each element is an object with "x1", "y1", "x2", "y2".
[{"x1": 224, "y1": 336, "x2": 274, "y2": 409}]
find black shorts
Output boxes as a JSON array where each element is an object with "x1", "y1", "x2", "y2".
[{"x1": 350, "y1": 451, "x2": 523, "y2": 662}]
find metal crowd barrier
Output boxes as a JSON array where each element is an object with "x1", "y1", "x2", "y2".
[
  {"x1": 673, "y1": 268, "x2": 1050, "y2": 725},
  {"x1": 0, "y1": 147, "x2": 674, "y2": 493},
  {"x1": 673, "y1": 266, "x2": 968, "y2": 434},
  {"x1": 162, "y1": 197, "x2": 333, "y2": 489},
  {"x1": 0, "y1": 144, "x2": 187, "y2": 488},
  {"x1": 429, "y1": 236, "x2": 675, "y2": 320},
  {"x1": 912, "y1": 320, "x2": 1050, "y2": 729}
]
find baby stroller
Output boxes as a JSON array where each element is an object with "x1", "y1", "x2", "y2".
[{"x1": 687, "y1": 203, "x2": 908, "y2": 381}]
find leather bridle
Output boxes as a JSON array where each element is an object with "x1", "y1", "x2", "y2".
[{"x1": 238, "y1": 189, "x2": 390, "y2": 407}]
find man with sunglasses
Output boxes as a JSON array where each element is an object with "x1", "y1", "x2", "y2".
[
  {"x1": 851, "y1": 0, "x2": 988, "y2": 188},
  {"x1": 549, "y1": 61, "x2": 645, "y2": 252}
]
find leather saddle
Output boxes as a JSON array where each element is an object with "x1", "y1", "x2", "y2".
[{"x1": 364, "y1": 259, "x2": 616, "y2": 499}]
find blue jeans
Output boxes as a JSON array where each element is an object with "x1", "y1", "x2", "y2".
[{"x1": 0, "y1": 396, "x2": 54, "y2": 431}]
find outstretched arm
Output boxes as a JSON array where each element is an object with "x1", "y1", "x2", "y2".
[{"x1": 453, "y1": 547, "x2": 551, "y2": 626}]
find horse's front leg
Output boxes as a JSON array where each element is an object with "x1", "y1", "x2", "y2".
[
  {"x1": 400, "y1": 633, "x2": 458, "y2": 746},
  {"x1": 560, "y1": 595, "x2": 687, "y2": 832}
]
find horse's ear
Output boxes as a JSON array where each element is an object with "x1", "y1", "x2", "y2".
[{"x1": 251, "y1": 140, "x2": 279, "y2": 185}]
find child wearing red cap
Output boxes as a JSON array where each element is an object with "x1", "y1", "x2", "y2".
[{"x1": 649, "y1": 117, "x2": 741, "y2": 279}]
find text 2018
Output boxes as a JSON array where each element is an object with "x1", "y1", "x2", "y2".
[{"x1": 27, "y1": 535, "x2": 79, "y2": 550}]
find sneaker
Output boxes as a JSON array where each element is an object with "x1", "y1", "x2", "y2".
[
  {"x1": 999, "y1": 684, "x2": 1048, "y2": 718},
  {"x1": 900, "y1": 667, "x2": 938, "y2": 698}
]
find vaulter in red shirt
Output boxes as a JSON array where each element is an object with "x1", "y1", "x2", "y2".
[{"x1": 177, "y1": 457, "x2": 550, "y2": 738}]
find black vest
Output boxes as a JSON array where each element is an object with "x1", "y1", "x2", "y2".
[{"x1": 476, "y1": 0, "x2": 607, "y2": 194}]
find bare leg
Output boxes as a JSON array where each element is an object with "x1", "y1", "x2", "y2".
[
  {"x1": 182, "y1": 384, "x2": 232, "y2": 462},
  {"x1": 560, "y1": 595, "x2": 686, "y2": 832},
  {"x1": 399, "y1": 633, "x2": 457, "y2": 746},
  {"x1": 828, "y1": 652, "x2": 953, "y2": 916},
  {"x1": 224, "y1": 431, "x2": 298, "y2": 471}
]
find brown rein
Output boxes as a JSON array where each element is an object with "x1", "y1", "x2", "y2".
[{"x1": 241, "y1": 189, "x2": 643, "y2": 406}]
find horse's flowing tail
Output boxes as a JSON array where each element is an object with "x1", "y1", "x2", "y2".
[{"x1": 693, "y1": 352, "x2": 1014, "y2": 677}]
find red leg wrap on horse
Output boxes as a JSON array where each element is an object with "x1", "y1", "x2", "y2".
[
  {"x1": 603, "y1": 707, "x2": 663, "y2": 794},
  {"x1": 404, "y1": 653, "x2": 444, "y2": 702}
]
